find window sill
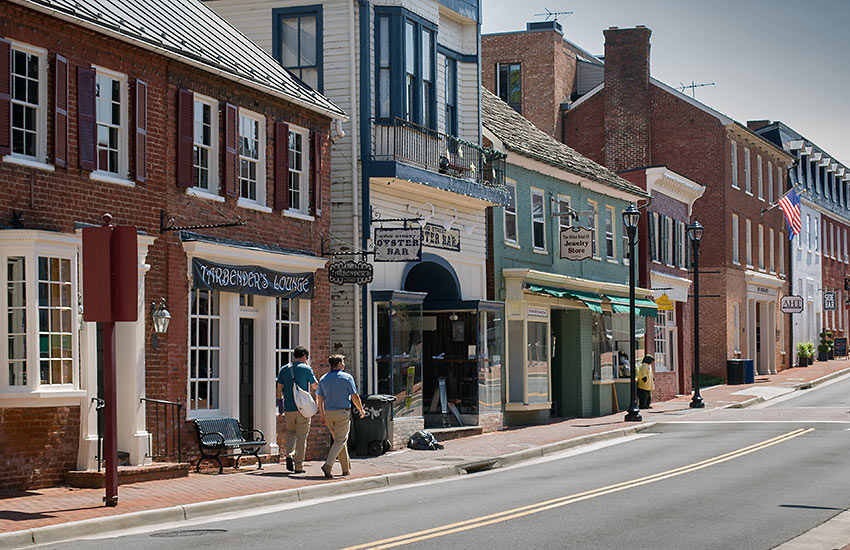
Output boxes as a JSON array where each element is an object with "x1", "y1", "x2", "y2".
[
  {"x1": 0, "y1": 388, "x2": 86, "y2": 408},
  {"x1": 237, "y1": 199, "x2": 273, "y2": 213},
  {"x1": 532, "y1": 248, "x2": 548, "y2": 255},
  {"x1": 90, "y1": 171, "x2": 134, "y2": 187},
  {"x1": 283, "y1": 209, "x2": 315, "y2": 222},
  {"x1": 504, "y1": 240, "x2": 521, "y2": 249},
  {"x1": 3, "y1": 155, "x2": 55, "y2": 172},
  {"x1": 187, "y1": 187, "x2": 225, "y2": 202},
  {"x1": 606, "y1": 258, "x2": 619, "y2": 264}
]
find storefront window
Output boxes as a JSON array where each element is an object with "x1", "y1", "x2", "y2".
[
  {"x1": 596, "y1": 312, "x2": 646, "y2": 381},
  {"x1": 507, "y1": 320, "x2": 523, "y2": 403},
  {"x1": 478, "y1": 310, "x2": 503, "y2": 413},
  {"x1": 274, "y1": 298, "x2": 300, "y2": 375},
  {"x1": 8, "y1": 257, "x2": 27, "y2": 386},
  {"x1": 38, "y1": 257, "x2": 73, "y2": 385},
  {"x1": 189, "y1": 289, "x2": 220, "y2": 411},
  {"x1": 375, "y1": 298, "x2": 423, "y2": 418},
  {"x1": 526, "y1": 320, "x2": 549, "y2": 403}
]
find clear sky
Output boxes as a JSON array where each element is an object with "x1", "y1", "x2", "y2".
[{"x1": 481, "y1": 0, "x2": 850, "y2": 166}]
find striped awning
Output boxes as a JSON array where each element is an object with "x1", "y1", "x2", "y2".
[
  {"x1": 524, "y1": 284, "x2": 604, "y2": 313},
  {"x1": 604, "y1": 294, "x2": 658, "y2": 318}
]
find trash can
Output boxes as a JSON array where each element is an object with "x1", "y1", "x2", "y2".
[
  {"x1": 726, "y1": 359, "x2": 746, "y2": 385},
  {"x1": 350, "y1": 394, "x2": 395, "y2": 457},
  {"x1": 743, "y1": 359, "x2": 755, "y2": 384}
]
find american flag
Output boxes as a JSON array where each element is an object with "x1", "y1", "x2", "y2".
[{"x1": 778, "y1": 187, "x2": 801, "y2": 239}]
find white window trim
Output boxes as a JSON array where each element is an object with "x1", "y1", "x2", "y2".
[
  {"x1": 588, "y1": 199, "x2": 600, "y2": 260},
  {"x1": 604, "y1": 205, "x2": 616, "y2": 261},
  {"x1": 0, "y1": 231, "x2": 82, "y2": 404},
  {"x1": 732, "y1": 214, "x2": 739, "y2": 265},
  {"x1": 186, "y1": 187, "x2": 225, "y2": 202},
  {"x1": 91, "y1": 65, "x2": 129, "y2": 182},
  {"x1": 530, "y1": 187, "x2": 546, "y2": 252},
  {"x1": 779, "y1": 231, "x2": 785, "y2": 276},
  {"x1": 745, "y1": 218, "x2": 753, "y2": 268},
  {"x1": 187, "y1": 288, "x2": 222, "y2": 417},
  {"x1": 731, "y1": 140, "x2": 739, "y2": 189},
  {"x1": 287, "y1": 123, "x2": 310, "y2": 214},
  {"x1": 744, "y1": 147, "x2": 752, "y2": 195},
  {"x1": 769, "y1": 228, "x2": 775, "y2": 274},
  {"x1": 758, "y1": 224, "x2": 764, "y2": 271},
  {"x1": 192, "y1": 93, "x2": 220, "y2": 196},
  {"x1": 237, "y1": 108, "x2": 267, "y2": 207},
  {"x1": 504, "y1": 179, "x2": 518, "y2": 246},
  {"x1": 767, "y1": 161, "x2": 774, "y2": 204},
  {"x1": 7, "y1": 42, "x2": 48, "y2": 164},
  {"x1": 757, "y1": 154, "x2": 764, "y2": 201}
]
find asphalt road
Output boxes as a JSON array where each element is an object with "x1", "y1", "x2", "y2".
[{"x1": 49, "y1": 379, "x2": 850, "y2": 550}]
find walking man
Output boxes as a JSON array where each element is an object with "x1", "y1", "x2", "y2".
[
  {"x1": 317, "y1": 354, "x2": 366, "y2": 478},
  {"x1": 276, "y1": 346, "x2": 317, "y2": 473}
]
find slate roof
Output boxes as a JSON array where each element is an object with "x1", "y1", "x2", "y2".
[
  {"x1": 13, "y1": 0, "x2": 346, "y2": 119},
  {"x1": 481, "y1": 88, "x2": 648, "y2": 198}
]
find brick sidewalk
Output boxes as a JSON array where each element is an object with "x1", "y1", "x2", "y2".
[{"x1": 1, "y1": 359, "x2": 848, "y2": 538}]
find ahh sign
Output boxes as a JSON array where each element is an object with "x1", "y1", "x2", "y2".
[{"x1": 560, "y1": 227, "x2": 594, "y2": 261}]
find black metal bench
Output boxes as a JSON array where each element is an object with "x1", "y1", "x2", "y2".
[{"x1": 193, "y1": 417, "x2": 266, "y2": 474}]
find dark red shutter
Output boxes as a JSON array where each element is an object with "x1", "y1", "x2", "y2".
[
  {"x1": 135, "y1": 79, "x2": 147, "y2": 182},
  {"x1": 275, "y1": 121, "x2": 290, "y2": 210},
  {"x1": 54, "y1": 55, "x2": 68, "y2": 167},
  {"x1": 0, "y1": 39, "x2": 11, "y2": 156},
  {"x1": 310, "y1": 131, "x2": 322, "y2": 216},
  {"x1": 224, "y1": 103, "x2": 237, "y2": 197},
  {"x1": 177, "y1": 88, "x2": 193, "y2": 188},
  {"x1": 77, "y1": 65, "x2": 96, "y2": 170}
]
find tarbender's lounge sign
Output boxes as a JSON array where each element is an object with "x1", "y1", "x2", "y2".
[{"x1": 192, "y1": 258, "x2": 314, "y2": 299}]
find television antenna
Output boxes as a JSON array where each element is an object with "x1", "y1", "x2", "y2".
[
  {"x1": 678, "y1": 81, "x2": 715, "y2": 99},
  {"x1": 534, "y1": 7, "x2": 573, "y2": 22}
]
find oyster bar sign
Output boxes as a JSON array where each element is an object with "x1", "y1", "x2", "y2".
[{"x1": 560, "y1": 227, "x2": 594, "y2": 261}]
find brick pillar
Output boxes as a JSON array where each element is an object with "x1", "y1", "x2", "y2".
[{"x1": 603, "y1": 26, "x2": 652, "y2": 172}]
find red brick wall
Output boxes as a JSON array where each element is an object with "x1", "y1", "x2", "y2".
[
  {"x1": 821, "y1": 216, "x2": 850, "y2": 341},
  {"x1": 562, "y1": 93, "x2": 606, "y2": 165},
  {"x1": 0, "y1": 3, "x2": 334, "y2": 488}
]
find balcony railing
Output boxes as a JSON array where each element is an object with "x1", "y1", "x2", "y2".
[{"x1": 372, "y1": 117, "x2": 506, "y2": 192}]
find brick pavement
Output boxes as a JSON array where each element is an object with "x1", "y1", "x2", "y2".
[{"x1": 1, "y1": 360, "x2": 848, "y2": 543}]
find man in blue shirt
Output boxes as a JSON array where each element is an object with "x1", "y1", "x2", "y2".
[
  {"x1": 276, "y1": 346, "x2": 318, "y2": 473},
  {"x1": 317, "y1": 354, "x2": 365, "y2": 478}
]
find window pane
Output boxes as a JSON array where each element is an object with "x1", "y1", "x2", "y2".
[
  {"x1": 405, "y1": 22, "x2": 415, "y2": 75},
  {"x1": 299, "y1": 16, "x2": 317, "y2": 66},
  {"x1": 526, "y1": 321, "x2": 549, "y2": 403},
  {"x1": 282, "y1": 17, "x2": 299, "y2": 66}
]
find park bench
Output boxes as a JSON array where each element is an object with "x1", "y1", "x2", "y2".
[{"x1": 193, "y1": 417, "x2": 266, "y2": 474}]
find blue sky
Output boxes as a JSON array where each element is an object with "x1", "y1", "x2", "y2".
[{"x1": 481, "y1": 0, "x2": 850, "y2": 166}]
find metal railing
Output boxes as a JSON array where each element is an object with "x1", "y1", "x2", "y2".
[
  {"x1": 141, "y1": 397, "x2": 183, "y2": 464},
  {"x1": 371, "y1": 117, "x2": 506, "y2": 191},
  {"x1": 91, "y1": 397, "x2": 105, "y2": 472}
]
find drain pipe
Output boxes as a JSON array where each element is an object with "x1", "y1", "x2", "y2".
[
  {"x1": 348, "y1": 0, "x2": 361, "y2": 387},
  {"x1": 359, "y1": 0, "x2": 372, "y2": 392}
]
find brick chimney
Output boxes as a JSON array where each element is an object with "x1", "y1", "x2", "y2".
[{"x1": 603, "y1": 26, "x2": 652, "y2": 172}]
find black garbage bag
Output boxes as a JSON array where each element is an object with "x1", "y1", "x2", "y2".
[{"x1": 407, "y1": 430, "x2": 444, "y2": 450}]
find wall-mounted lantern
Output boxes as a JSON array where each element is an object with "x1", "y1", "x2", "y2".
[{"x1": 150, "y1": 298, "x2": 171, "y2": 350}]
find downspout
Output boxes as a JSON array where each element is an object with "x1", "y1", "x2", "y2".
[
  {"x1": 476, "y1": 8, "x2": 482, "y2": 145},
  {"x1": 349, "y1": 0, "x2": 361, "y2": 387},
  {"x1": 359, "y1": 0, "x2": 372, "y2": 392}
]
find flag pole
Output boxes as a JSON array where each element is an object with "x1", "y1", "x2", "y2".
[{"x1": 761, "y1": 185, "x2": 805, "y2": 215}]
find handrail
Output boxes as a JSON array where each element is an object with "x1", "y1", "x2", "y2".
[
  {"x1": 91, "y1": 397, "x2": 104, "y2": 472},
  {"x1": 141, "y1": 397, "x2": 183, "y2": 464}
]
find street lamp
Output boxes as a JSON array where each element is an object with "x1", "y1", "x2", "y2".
[
  {"x1": 151, "y1": 298, "x2": 171, "y2": 350},
  {"x1": 687, "y1": 220, "x2": 705, "y2": 408},
  {"x1": 623, "y1": 204, "x2": 642, "y2": 422}
]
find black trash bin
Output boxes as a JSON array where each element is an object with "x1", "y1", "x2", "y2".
[
  {"x1": 727, "y1": 359, "x2": 746, "y2": 385},
  {"x1": 350, "y1": 394, "x2": 395, "y2": 457}
]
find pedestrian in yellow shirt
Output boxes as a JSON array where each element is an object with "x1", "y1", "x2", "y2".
[{"x1": 637, "y1": 355, "x2": 655, "y2": 409}]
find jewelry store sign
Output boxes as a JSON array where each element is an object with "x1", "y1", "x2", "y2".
[
  {"x1": 423, "y1": 223, "x2": 461, "y2": 251},
  {"x1": 373, "y1": 228, "x2": 422, "y2": 262},
  {"x1": 560, "y1": 227, "x2": 594, "y2": 261}
]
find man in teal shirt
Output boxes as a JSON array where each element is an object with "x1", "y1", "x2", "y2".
[
  {"x1": 276, "y1": 346, "x2": 317, "y2": 473},
  {"x1": 317, "y1": 354, "x2": 365, "y2": 478}
]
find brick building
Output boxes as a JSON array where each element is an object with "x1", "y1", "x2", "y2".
[
  {"x1": 752, "y1": 121, "x2": 850, "y2": 359},
  {"x1": 0, "y1": 0, "x2": 344, "y2": 491}
]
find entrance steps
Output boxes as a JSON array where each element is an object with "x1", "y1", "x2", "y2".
[{"x1": 66, "y1": 462, "x2": 189, "y2": 488}]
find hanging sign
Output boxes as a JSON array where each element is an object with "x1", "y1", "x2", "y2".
[
  {"x1": 824, "y1": 291, "x2": 836, "y2": 311},
  {"x1": 560, "y1": 227, "x2": 594, "y2": 260},
  {"x1": 780, "y1": 295, "x2": 804, "y2": 314},
  {"x1": 655, "y1": 294, "x2": 674, "y2": 311},
  {"x1": 328, "y1": 260, "x2": 374, "y2": 285},
  {"x1": 423, "y1": 223, "x2": 461, "y2": 251},
  {"x1": 192, "y1": 258, "x2": 314, "y2": 299},
  {"x1": 374, "y1": 227, "x2": 423, "y2": 262}
]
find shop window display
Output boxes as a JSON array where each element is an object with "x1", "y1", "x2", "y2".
[
  {"x1": 375, "y1": 300, "x2": 423, "y2": 418},
  {"x1": 594, "y1": 312, "x2": 646, "y2": 381}
]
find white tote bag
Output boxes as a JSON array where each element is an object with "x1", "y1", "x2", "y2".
[{"x1": 293, "y1": 381, "x2": 319, "y2": 418}]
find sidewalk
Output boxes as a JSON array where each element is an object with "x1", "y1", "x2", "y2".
[{"x1": 1, "y1": 360, "x2": 849, "y2": 549}]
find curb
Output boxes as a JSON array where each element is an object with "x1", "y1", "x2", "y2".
[
  {"x1": 723, "y1": 367, "x2": 850, "y2": 409},
  {"x1": 0, "y1": 426, "x2": 649, "y2": 550}
]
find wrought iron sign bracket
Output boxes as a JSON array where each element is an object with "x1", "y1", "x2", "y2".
[{"x1": 159, "y1": 209, "x2": 246, "y2": 233}]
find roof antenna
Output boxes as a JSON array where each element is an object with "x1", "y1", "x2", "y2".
[
  {"x1": 534, "y1": 7, "x2": 573, "y2": 22},
  {"x1": 677, "y1": 80, "x2": 716, "y2": 99}
]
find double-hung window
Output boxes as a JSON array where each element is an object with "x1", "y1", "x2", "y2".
[
  {"x1": 767, "y1": 161, "x2": 774, "y2": 203},
  {"x1": 504, "y1": 180, "x2": 518, "y2": 244},
  {"x1": 757, "y1": 154, "x2": 764, "y2": 200},
  {"x1": 288, "y1": 125, "x2": 309, "y2": 213},
  {"x1": 496, "y1": 63, "x2": 521, "y2": 113},
  {"x1": 8, "y1": 43, "x2": 47, "y2": 163},
  {"x1": 94, "y1": 67, "x2": 128, "y2": 177},
  {"x1": 444, "y1": 57, "x2": 457, "y2": 136},
  {"x1": 238, "y1": 109, "x2": 266, "y2": 206},
  {"x1": 531, "y1": 188, "x2": 546, "y2": 251},
  {"x1": 604, "y1": 206, "x2": 616, "y2": 260},
  {"x1": 758, "y1": 224, "x2": 764, "y2": 270},
  {"x1": 587, "y1": 199, "x2": 599, "y2": 258},
  {"x1": 731, "y1": 141, "x2": 738, "y2": 189},
  {"x1": 193, "y1": 95, "x2": 218, "y2": 194},
  {"x1": 275, "y1": 298, "x2": 301, "y2": 377},
  {"x1": 275, "y1": 6, "x2": 322, "y2": 92},
  {"x1": 732, "y1": 214, "x2": 739, "y2": 265},
  {"x1": 769, "y1": 228, "x2": 775, "y2": 273},
  {"x1": 744, "y1": 148, "x2": 751, "y2": 194},
  {"x1": 745, "y1": 218, "x2": 752, "y2": 267}
]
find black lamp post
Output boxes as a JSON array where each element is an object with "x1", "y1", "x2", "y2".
[
  {"x1": 623, "y1": 204, "x2": 642, "y2": 422},
  {"x1": 687, "y1": 220, "x2": 705, "y2": 408}
]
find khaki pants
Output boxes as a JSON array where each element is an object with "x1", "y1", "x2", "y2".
[
  {"x1": 323, "y1": 409, "x2": 351, "y2": 474},
  {"x1": 284, "y1": 412, "x2": 311, "y2": 469}
]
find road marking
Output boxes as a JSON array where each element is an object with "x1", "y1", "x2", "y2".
[{"x1": 343, "y1": 428, "x2": 814, "y2": 550}]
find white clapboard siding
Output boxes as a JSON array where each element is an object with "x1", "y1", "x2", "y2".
[{"x1": 457, "y1": 61, "x2": 480, "y2": 142}]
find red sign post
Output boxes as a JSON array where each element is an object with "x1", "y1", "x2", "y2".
[{"x1": 82, "y1": 215, "x2": 138, "y2": 506}]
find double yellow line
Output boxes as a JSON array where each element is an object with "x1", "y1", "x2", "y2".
[{"x1": 343, "y1": 428, "x2": 814, "y2": 550}]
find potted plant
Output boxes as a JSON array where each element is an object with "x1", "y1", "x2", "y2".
[
  {"x1": 796, "y1": 342, "x2": 810, "y2": 367},
  {"x1": 827, "y1": 331, "x2": 835, "y2": 360},
  {"x1": 818, "y1": 332, "x2": 830, "y2": 362},
  {"x1": 806, "y1": 342, "x2": 815, "y2": 365}
]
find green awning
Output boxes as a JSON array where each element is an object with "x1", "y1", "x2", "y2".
[
  {"x1": 605, "y1": 294, "x2": 658, "y2": 318},
  {"x1": 524, "y1": 284, "x2": 604, "y2": 313}
]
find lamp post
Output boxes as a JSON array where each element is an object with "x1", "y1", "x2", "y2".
[
  {"x1": 687, "y1": 220, "x2": 705, "y2": 408},
  {"x1": 623, "y1": 204, "x2": 642, "y2": 422}
]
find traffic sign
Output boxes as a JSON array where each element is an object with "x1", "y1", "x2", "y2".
[{"x1": 780, "y1": 295, "x2": 804, "y2": 314}]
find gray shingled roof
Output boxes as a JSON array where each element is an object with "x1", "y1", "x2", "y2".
[
  {"x1": 482, "y1": 87, "x2": 648, "y2": 198},
  {"x1": 13, "y1": 0, "x2": 346, "y2": 119}
]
